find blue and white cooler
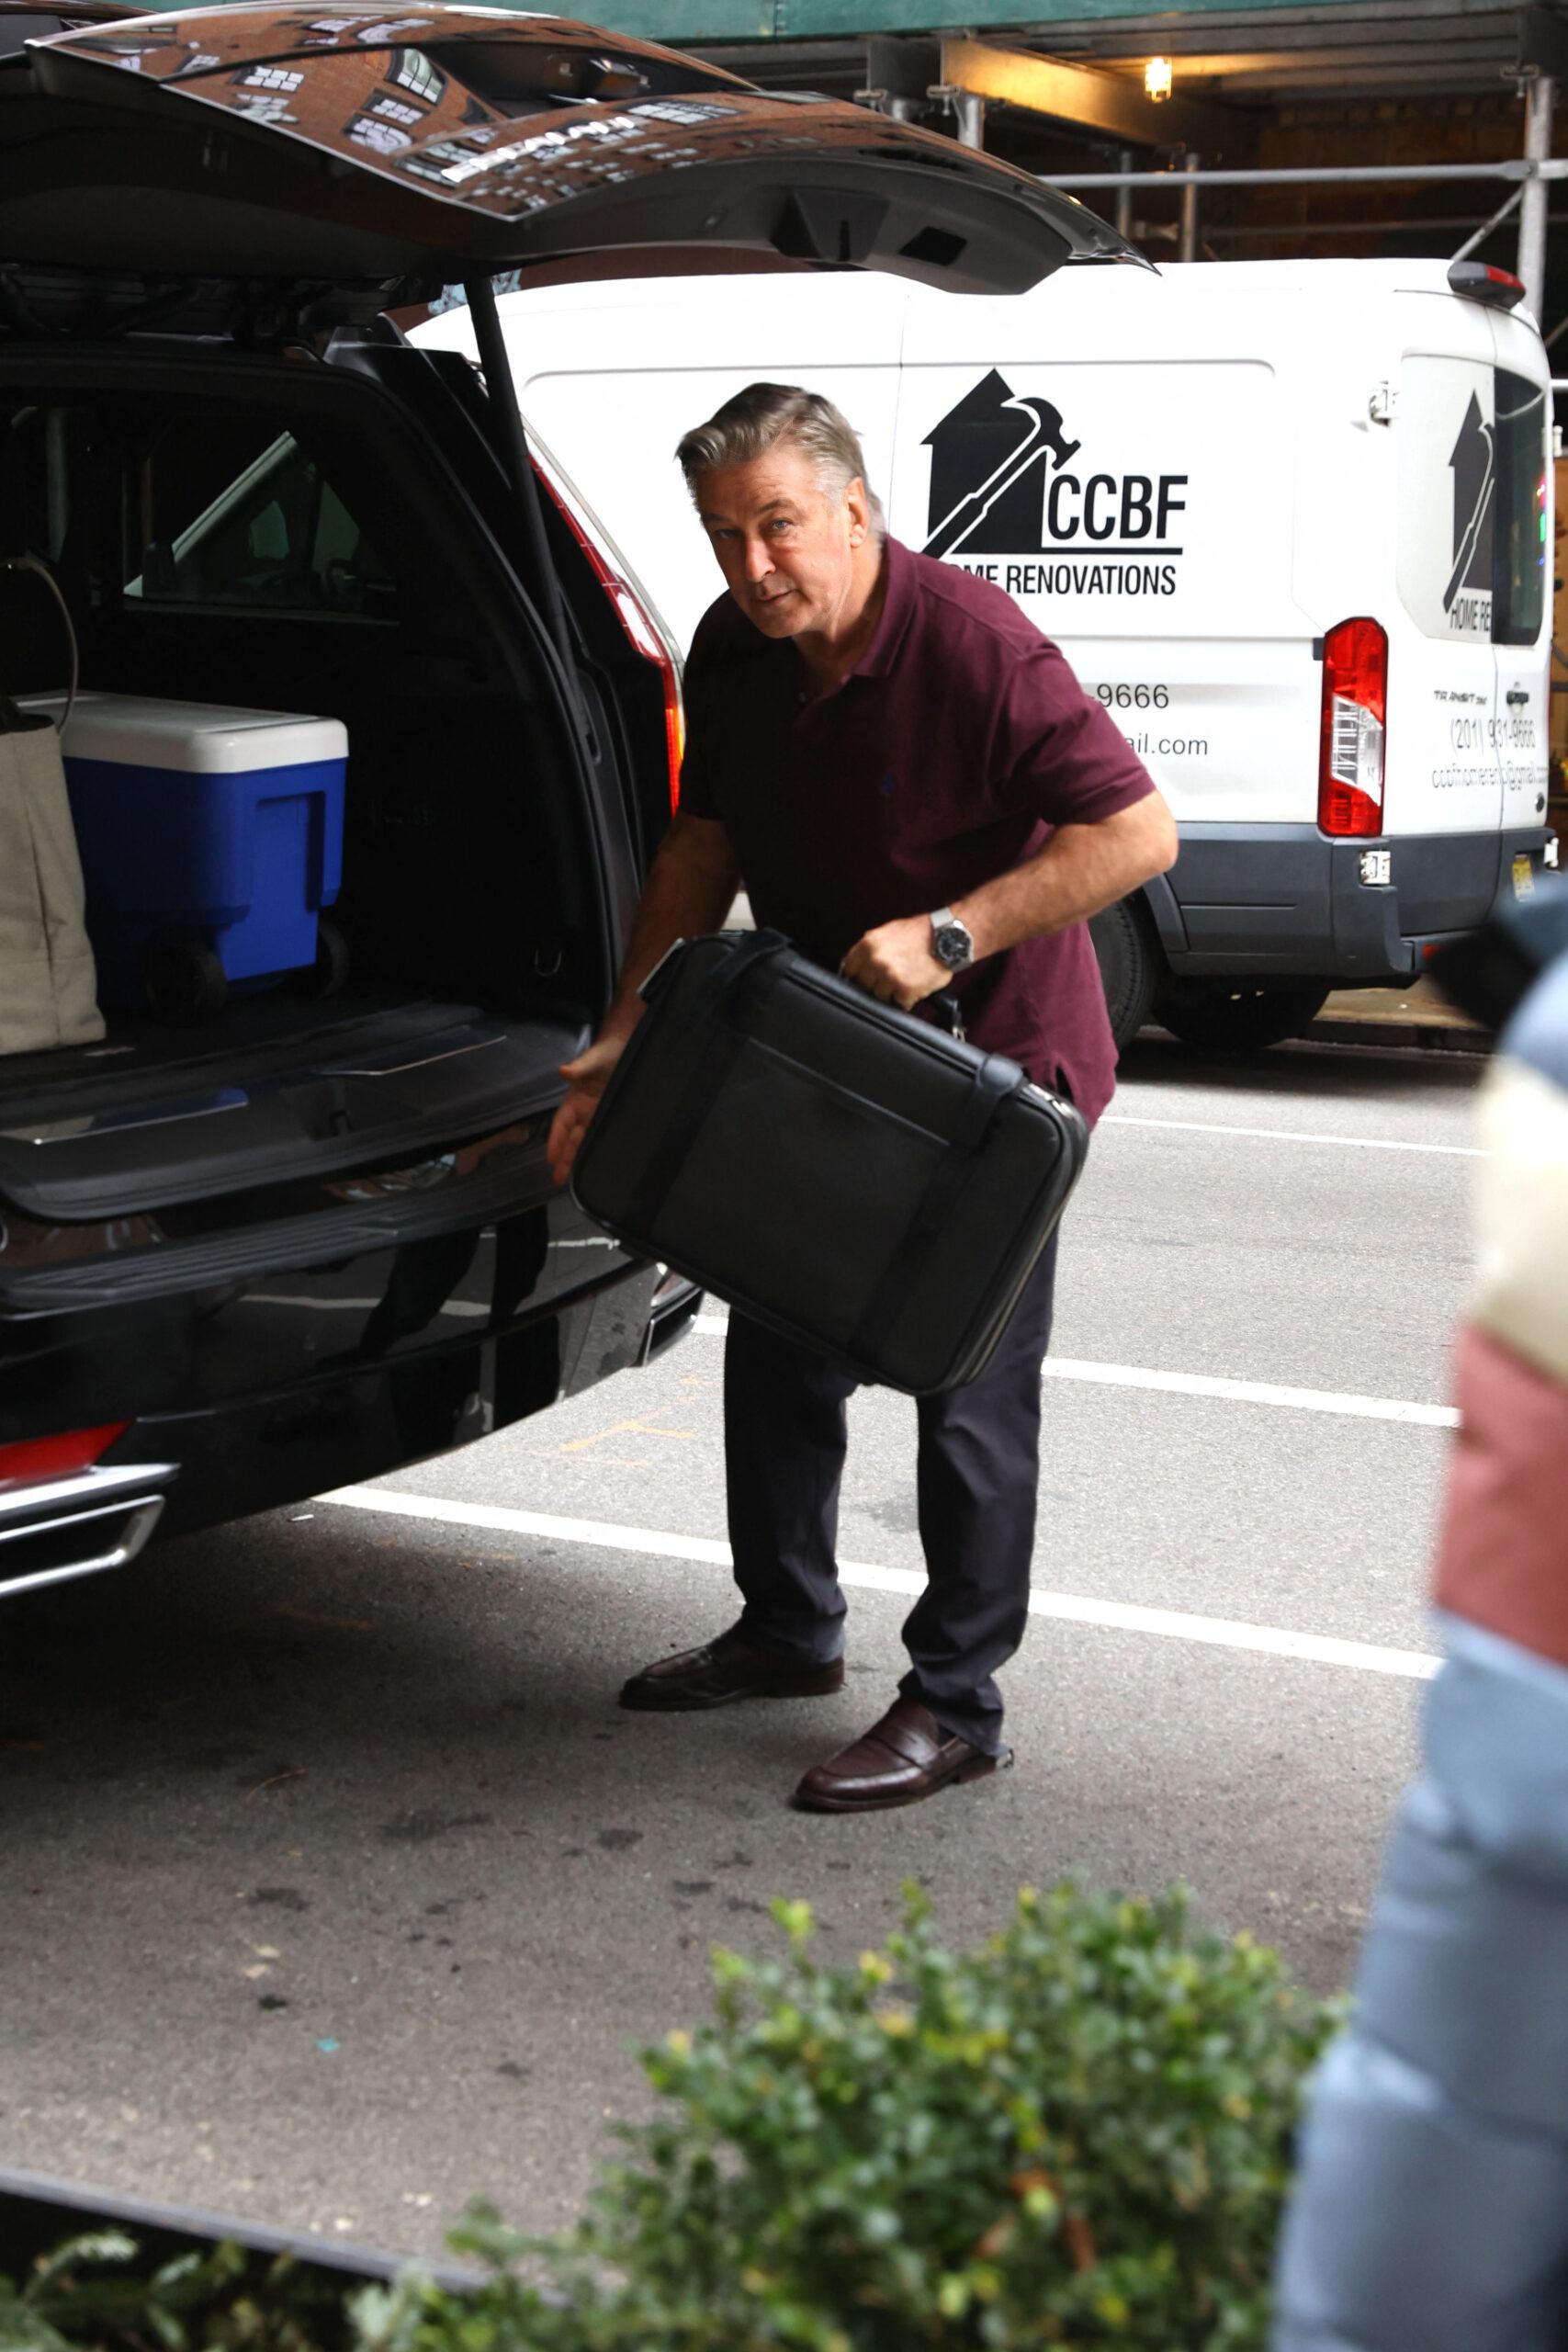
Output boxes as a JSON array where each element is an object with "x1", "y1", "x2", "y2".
[{"x1": 26, "y1": 692, "x2": 347, "y2": 1015}]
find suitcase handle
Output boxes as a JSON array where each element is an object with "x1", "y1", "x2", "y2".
[
  {"x1": 638, "y1": 927, "x2": 784, "y2": 1012},
  {"x1": 826, "y1": 945, "x2": 967, "y2": 1046},
  {"x1": 695, "y1": 927, "x2": 789, "y2": 1016}
]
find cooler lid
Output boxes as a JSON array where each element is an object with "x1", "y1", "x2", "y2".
[{"x1": 21, "y1": 692, "x2": 348, "y2": 773}]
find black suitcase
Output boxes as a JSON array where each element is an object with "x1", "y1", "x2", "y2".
[
  {"x1": 566, "y1": 926, "x2": 1090, "y2": 1383},
  {"x1": 571, "y1": 931, "x2": 1089, "y2": 1396}
]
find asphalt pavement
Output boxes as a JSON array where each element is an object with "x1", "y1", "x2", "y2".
[{"x1": 0, "y1": 1029, "x2": 1485, "y2": 2262}]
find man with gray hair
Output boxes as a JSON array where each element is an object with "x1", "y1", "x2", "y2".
[{"x1": 548, "y1": 381, "x2": 1175, "y2": 1814}]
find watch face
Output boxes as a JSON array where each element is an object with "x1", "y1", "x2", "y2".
[{"x1": 934, "y1": 923, "x2": 970, "y2": 969}]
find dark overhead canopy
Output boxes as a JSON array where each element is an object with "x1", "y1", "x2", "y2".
[
  {"x1": 1002, "y1": 5, "x2": 1551, "y2": 107},
  {"x1": 0, "y1": 4, "x2": 1144, "y2": 292}
]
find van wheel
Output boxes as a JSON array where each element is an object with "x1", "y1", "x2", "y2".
[
  {"x1": 1089, "y1": 895, "x2": 1162, "y2": 1049},
  {"x1": 141, "y1": 938, "x2": 228, "y2": 1026},
  {"x1": 1158, "y1": 978, "x2": 1330, "y2": 1053}
]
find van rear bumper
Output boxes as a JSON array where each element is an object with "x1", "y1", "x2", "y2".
[{"x1": 1162, "y1": 822, "x2": 1556, "y2": 981}]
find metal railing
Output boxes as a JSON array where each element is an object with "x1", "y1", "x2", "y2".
[
  {"x1": 1045, "y1": 150, "x2": 1568, "y2": 306},
  {"x1": 1045, "y1": 161, "x2": 1568, "y2": 190}
]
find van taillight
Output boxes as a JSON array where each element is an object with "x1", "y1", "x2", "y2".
[
  {"x1": 532, "y1": 462, "x2": 684, "y2": 814},
  {"x1": 1318, "y1": 617, "x2": 1387, "y2": 838},
  {"x1": 0, "y1": 1423, "x2": 128, "y2": 1489}
]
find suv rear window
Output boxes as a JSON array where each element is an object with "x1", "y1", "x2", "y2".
[{"x1": 2, "y1": 398, "x2": 397, "y2": 621}]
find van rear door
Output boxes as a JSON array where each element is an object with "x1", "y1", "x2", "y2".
[
  {"x1": 1392, "y1": 343, "x2": 1506, "y2": 898},
  {"x1": 1391, "y1": 322, "x2": 1552, "y2": 925},
  {"x1": 1488, "y1": 350, "x2": 1553, "y2": 871}
]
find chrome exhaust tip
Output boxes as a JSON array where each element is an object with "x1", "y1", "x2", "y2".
[{"x1": 0, "y1": 1467, "x2": 171, "y2": 1600}]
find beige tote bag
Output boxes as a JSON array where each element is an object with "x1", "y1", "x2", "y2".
[
  {"x1": 0, "y1": 715, "x2": 105, "y2": 1052},
  {"x1": 1, "y1": 544, "x2": 105, "y2": 1053}
]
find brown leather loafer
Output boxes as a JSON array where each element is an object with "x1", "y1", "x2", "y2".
[
  {"x1": 792, "y1": 1698, "x2": 1010, "y2": 1813},
  {"x1": 620, "y1": 1626, "x2": 845, "y2": 1713}
]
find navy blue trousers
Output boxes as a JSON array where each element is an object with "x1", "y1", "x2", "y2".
[{"x1": 724, "y1": 1234, "x2": 1059, "y2": 1755}]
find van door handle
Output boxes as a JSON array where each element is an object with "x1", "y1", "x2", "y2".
[{"x1": 1506, "y1": 687, "x2": 1530, "y2": 706}]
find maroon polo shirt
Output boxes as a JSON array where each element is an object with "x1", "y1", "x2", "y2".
[{"x1": 677, "y1": 536, "x2": 1156, "y2": 1127}]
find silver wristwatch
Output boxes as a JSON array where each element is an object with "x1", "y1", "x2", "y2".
[{"x1": 929, "y1": 906, "x2": 976, "y2": 973}]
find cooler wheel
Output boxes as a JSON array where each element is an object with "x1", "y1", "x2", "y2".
[
  {"x1": 141, "y1": 937, "x2": 229, "y2": 1026},
  {"x1": 288, "y1": 918, "x2": 351, "y2": 1001},
  {"x1": 312, "y1": 917, "x2": 350, "y2": 1000}
]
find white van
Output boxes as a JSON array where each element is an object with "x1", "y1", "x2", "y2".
[{"x1": 419, "y1": 256, "x2": 1557, "y2": 1049}]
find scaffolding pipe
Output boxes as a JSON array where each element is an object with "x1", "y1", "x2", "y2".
[
  {"x1": 1179, "y1": 153, "x2": 1200, "y2": 261},
  {"x1": 1115, "y1": 147, "x2": 1134, "y2": 242},
  {"x1": 1046, "y1": 159, "x2": 1568, "y2": 188},
  {"x1": 1518, "y1": 73, "x2": 1556, "y2": 315},
  {"x1": 953, "y1": 87, "x2": 985, "y2": 149},
  {"x1": 1451, "y1": 183, "x2": 1525, "y2": 263},
  {"x1": 1201, "y1": 210, "x2": 1568, "y2": 243}
]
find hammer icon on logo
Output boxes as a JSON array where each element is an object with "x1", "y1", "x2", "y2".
[{"x1": 924, "y1": 394, "x2": 1080, "y2": 560}]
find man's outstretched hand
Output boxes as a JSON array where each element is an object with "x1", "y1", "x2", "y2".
[
  {"x1": 547, "y1": 1034, "x2": 628, "y2": 1189},
  {"x1": 840, "y1": 913, "x2": 953, "y2": 1010}
]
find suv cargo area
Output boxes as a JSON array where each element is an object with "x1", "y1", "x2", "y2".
[{"x1": 0, "y1": 345, "x2": 649, "y2": 1308}]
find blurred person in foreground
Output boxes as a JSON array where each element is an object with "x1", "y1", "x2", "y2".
[{"x1": 1274, "y1": 915, "x2": 1568, "y2": 2350}]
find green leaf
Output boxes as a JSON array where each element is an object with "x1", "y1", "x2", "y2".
[
  {"x1": 0, "y1": 2287, "x2": 73, "y2": 2352},
  {"x1": 24, "y1": 2233, "x2": 140, "y2": 2296}
]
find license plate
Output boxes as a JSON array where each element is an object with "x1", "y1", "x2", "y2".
[{"x1": 1514, "y1": 852, "x2": 1536, "y2": 900}]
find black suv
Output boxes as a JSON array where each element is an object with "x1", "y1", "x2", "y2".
[{"x1": 0, "y1": 0, "x2": 1128, "y2": 1599}]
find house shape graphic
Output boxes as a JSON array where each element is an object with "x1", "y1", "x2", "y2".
[{"x1": 923, "y1": 368, "x2": 1052, "y2": 556}]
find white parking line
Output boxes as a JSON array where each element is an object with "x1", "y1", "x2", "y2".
[
  {"x1": 1101, "y1": 1114, "x2": 1484, "y2": 1158},
  {"x1": 688, "y1": 1318, "x2": 1457, "y2": 1429},
  {"x1": 1039, "y1": 1358, "x2": 1457, "y2": 1427},
  {"x1": 319, "y1": 1485, "x2": 1440, "y2": 1682}
]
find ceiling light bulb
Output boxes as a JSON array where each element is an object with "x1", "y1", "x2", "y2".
[{"x1": 1144, "y1": 55, "x2": 1173, "y2": 102}]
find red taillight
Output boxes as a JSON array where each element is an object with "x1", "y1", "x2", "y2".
[
  {"x1": 0, "y1": 1422, "x2": 128, "y2": 1490},
  {"x1": 607, "y1": 584, "x2": 685, "y2": 811},
  {"x1": 1318, "y1": 616, "x2": 1387, "y2": 839},
  {"x1": 532, "y1": 460, "x2": 684, "y2": 814}
]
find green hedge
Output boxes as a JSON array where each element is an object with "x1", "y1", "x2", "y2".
[
  {"x1": 392, "y1": 1883, "x2": 1337, "y2": 2350},
  {"x1": 4, "y1": 1883, "x2": 1339, "y2": 2352}
]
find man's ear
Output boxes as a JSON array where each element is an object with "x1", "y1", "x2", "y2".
[{"x1": 845, "y1": 475, "x2": 871, "y2": 547}]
